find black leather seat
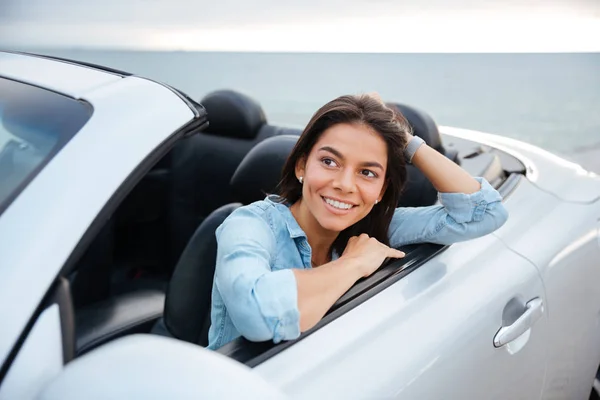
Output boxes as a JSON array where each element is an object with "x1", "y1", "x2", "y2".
[
  {"x1": 167, "y1": 90, "x2": 270, "y2": 268},
  {"x1": 154, "y1": 135, "x2": 298, "y2": 346}
]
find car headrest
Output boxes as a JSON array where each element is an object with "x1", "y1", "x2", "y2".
[
  {"x1": 230, "y1": 135, "x2": 299, "y2": 205},
  {"x1": 201, "y1": 90, "x2": 266, "y2": 140},
  {"x1": 386, "y1": 102, "x2": 444, "y2": 153}
]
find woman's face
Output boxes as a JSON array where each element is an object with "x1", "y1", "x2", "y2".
[{"x1": 296, "y1": 122, "x2": 388, "y2": 233}]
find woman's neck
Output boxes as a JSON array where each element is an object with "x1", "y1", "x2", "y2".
[{"x1": 289, "y1": 198, "x2": 338, "y2": 265}]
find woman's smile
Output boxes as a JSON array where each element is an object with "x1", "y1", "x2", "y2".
[{"x1": 321, "y1": 195, "x2": 357, "y2": 214}]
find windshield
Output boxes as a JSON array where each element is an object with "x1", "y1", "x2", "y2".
[{"x1": 0, "y1": 77, "x2": 92, "y2": 215}]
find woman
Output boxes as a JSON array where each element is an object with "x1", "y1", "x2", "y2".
[{"x1": 207, "y1": 94, "x2": 508, "y2": 350}]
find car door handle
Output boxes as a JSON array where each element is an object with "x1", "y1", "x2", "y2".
[{"x1": 493, "y1": 297, "x2": 544, "y2": 347}]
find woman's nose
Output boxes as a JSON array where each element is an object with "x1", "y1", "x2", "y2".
[{"x1": 333, "y1": 169, "x2": 356, "y2": 192}]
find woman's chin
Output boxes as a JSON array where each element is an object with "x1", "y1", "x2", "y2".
[{"x1": 316, "y1": 215, "x2": 356, "y2": 233}]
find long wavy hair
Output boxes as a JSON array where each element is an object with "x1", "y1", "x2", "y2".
[{"x1": 276, "y1": 94, "x2": 412, "y2": 256}]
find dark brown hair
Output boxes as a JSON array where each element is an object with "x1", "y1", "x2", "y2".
[{"x1": 277, "y1": 94, "x2": 411, "y2": 256}]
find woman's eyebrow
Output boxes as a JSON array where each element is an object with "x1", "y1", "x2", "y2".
[
  {"x1": 319, "y1": 146, "x2": 344, "y2": 159},
  {"x1": 362, "y1": 161, "x2": 384, "y2": 170},
  {"x1": 318, "y1": 146, "x2": 384, "y2": 170}
]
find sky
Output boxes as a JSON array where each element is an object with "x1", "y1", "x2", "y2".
[{"x1": 1, "y1": 0, "x2": 599, "y2": 52}]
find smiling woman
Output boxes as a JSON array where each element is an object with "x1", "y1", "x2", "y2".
[{"x1": 207, "y1": 93, "x2": 508, "y2": 350}]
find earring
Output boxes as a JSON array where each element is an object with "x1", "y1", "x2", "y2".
[
  {"x1": 375, "y1": 199, "x2": 379, "y2": 205},
  {"x1": 298, "y1": 176, "x2": 303, "y2": 184}
]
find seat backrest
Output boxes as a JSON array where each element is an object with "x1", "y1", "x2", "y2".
[
  {"x1": 167, "y1": 90, "x2": 268, "y2": 266},
  {"x1": 162, "y1": 203, "x2": 241, "y2": 346},
  {"x1": 230, "y1": 135, "x2": 299, "y2": 205}
]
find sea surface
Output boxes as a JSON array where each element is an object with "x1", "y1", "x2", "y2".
[{"x1": 21, "y1": 49, "x2": 600, "y2": 172}]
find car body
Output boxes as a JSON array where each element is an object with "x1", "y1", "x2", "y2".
[{"x1": 1, "y1": 51, "x2": 600, "y2": 400}]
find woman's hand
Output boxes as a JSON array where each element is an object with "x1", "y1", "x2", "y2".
[{"x1": 341, "y1": 234, "x2": 405, "y2": 278}]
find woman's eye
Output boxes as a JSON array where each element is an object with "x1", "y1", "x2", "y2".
[
  {"x1": 322, "y1": 158, "x2": 338, "y2": 167},
  {"x1": 361, "y1": 169, "x2": 377, "y2": 178}
]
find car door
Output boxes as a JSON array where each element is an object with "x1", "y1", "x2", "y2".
[
  {"x1": 255, "y1": 234, "x2": 549, "y2": 400},
  {"x1": 492, "y1": 177, "x2": 600, "y2": 399}
]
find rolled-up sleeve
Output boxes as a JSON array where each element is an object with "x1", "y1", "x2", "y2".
[
  {"x1": 214, "y1": 209, "x2": 300, "y2": 343},
  {"x1": 389, "y1": 177, "x2": 509, "y2": 246}
]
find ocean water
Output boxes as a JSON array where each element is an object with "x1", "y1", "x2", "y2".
[{"x1": 23, "y1": 49, "x2": 600, "y2": 170}]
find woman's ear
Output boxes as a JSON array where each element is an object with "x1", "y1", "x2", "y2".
[{"x1": 295, "y1": 156, "x2": 306, "y2": 181}]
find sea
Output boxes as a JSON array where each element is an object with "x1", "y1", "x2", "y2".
[{"x1": 20, "y1": 49, "x2": 600, "y2": 172}]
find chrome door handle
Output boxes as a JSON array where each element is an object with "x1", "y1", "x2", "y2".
[{"x1": 494, "y1": 298, "x2": 544, "y2": 347}]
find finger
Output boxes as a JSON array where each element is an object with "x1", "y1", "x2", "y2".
[
  {"x1": 388, "y1": 248, "x2": 406, "y2": 258},
  {"x1": 368, "y1": 236, "x2": 379, "y2": 243}
]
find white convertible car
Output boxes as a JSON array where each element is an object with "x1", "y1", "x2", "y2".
[{"x1": 1, "y1": 51, "x2": 600, "y2": 400}]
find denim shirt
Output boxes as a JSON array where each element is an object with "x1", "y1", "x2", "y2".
[{"x1": 207, "y1": 177, "x2": 508, "y2": 350}]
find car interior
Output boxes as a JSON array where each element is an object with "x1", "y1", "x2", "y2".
[{"x1": 66, "y1": 89, "x2": 527, "y2": 361}]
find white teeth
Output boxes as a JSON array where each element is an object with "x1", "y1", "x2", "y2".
[{"x1": 324, "y1": 197, "x2": 353, "y2": 210}]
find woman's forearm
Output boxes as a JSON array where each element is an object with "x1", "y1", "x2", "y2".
[
  {"x1": 293, "y1": 258, "x2": 362, "y2": 332},
  {"x1": 411, "y1": 141, "x2": 481, "y2": 194}
]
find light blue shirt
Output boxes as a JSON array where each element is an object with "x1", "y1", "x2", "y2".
[{"x1": 207, "y1": 177, "x2": 508, "y2": 349}]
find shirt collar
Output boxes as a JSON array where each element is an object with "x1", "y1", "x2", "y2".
[
  {"x1": 265, "y1": 195, "x2": 341, "y2": 260},
  {"x1": 265, "y1": 195, "x2": 307, "y2": 239}
]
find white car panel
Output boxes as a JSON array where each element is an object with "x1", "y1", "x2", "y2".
[
  {"x1": 441, "y1": 126, "x2": 600, "y2": 203},
  {"x1": 0, "y1": 53, "x2": 122, "y2": 98},
  {"x1": 0, "y1": 75, "x2": 193, "y2": 367},
  {"x1": 255, "y1": 234, "x2": 549, "y2": 399},
  {"x1": 492, "y1": 177, "x2": 600, "y2": 399},
  {"x1": 38, "y1": 335, "x2": 287, "y2": 400},
  {"x1": 0, "y1": 305, "x2": 63, "y2": 400}
]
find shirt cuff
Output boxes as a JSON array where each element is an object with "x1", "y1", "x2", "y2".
[
  {"x1": 254, "y1": 268, "x2": 301, "y2": 343},
  {"x1": 438, "y1": 177, "x2": 503, "y2": 223}
]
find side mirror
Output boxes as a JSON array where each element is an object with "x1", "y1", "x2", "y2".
[{"x1": 38, "y1": 334, "x2": 287, "y2": 399}]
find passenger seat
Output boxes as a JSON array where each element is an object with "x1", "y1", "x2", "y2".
[{"x1": 167, "y1": 90, "x2": 270, "y2": 268}]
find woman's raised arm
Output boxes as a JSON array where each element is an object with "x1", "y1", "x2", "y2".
[{"x1": 409, "y1": 136, "x2": 481, "y2": 194}]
